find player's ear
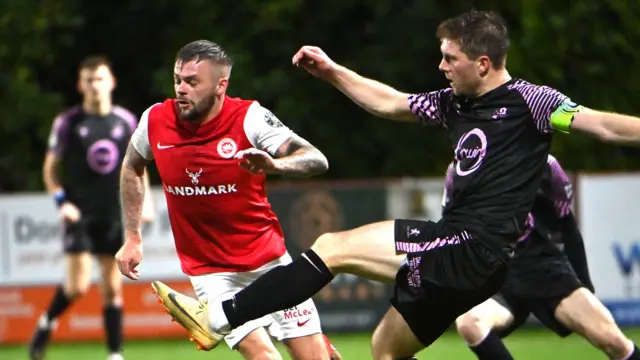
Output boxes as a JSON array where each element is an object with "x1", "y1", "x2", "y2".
[
  {"x1": 477, "y1": 56, "x2": 491, "y2": 77},
  {"x1": 216, "y1": 77, "x2": 229, "y2": 96},
  {"x1": 110, "y1": 73, "x2": 118, "y2": 91}
]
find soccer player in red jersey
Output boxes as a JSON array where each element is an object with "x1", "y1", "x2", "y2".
[{"x1": 114, "y1": 40, "x2": 341, "y2": 360}]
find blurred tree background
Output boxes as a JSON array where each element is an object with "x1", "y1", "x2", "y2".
[{"x1": 2, "y1": 0, "x2": 639, "y2": 191}]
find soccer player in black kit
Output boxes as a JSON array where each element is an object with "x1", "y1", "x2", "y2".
[
  {"x1": 29, "y1": 56, "x2": 155, "y2": 360},
  {"x1": 150, "y1": 11, "x2": 640, "y2": 359},
  {"x1": 452, "y1": 155, "x2": 636, "y2": 360}
]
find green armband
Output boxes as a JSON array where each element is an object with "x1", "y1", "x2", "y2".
[{"x1": 550, "y1": 99, "x2": 584, "y2": 134}]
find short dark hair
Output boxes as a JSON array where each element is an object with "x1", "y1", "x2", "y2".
[
  {"x1": 175, "y1": 40, "x2": 233, "y2": 67},
  {"x1": 436, "y1": 10, "x2": 509, "y2": 69},
  {"x1": 79, "y1": 55, "x2": 112, "y2": 72}
]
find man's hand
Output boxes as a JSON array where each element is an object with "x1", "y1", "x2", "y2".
[
  {"x1": 115, "y1": 233, "x2": 143, "y2": 280},
  {"x1": 292, "y1": 46, "x2": 339, "y2": 79},
  {"x1": 234, "y1": 148, "x2": 277, "y2": 175},
  {"x1": 60, "y1": 202, "x2": 81, "y2": 223}
]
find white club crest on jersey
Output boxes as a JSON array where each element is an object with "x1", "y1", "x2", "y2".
[
  {"x1": 217, "y1": 138, "x2": 237, "y2": 159},
  {"x1": 185, "y1": 168, "x2": 203, "y2": 185}
]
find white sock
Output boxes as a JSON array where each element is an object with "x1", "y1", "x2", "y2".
[
  {"x1": 615, "y1": 339, "x2": 636, "y2": 360},
  {"x1": 107, "y1": 353, "x2": 124, "y2": 360},
  {"x1": 37, "y1": 313, "x2": 58, "y2": 330},
  {"x1": 466, "y1": 327, "x2": 492, "y2": 348},
  {"x1": 207, "y1": 297, "x2": 231, "y2": 334}
]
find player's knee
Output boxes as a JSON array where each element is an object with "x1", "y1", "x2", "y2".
[
  {"x1": 311, "y1": 232, "x2": 346, "y2": 270},
  {"x1": 455, "y1": 312, "x2": 488, "y2": 344},
  {"x1": 63, "y1": 282, "x2": 90, "y2": 298}
]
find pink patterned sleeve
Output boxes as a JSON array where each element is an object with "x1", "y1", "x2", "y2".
[
  {"x1": 508, "y1": 81, "x2": 569, "y2": 134},
  {"x1": 408, "y1": 88, "x2": 451, "y2": 126},
  {"x1": 547, "y1": 155, "x2": 573, "y2": 218}
]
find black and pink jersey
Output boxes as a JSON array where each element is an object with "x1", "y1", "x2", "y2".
[
  {"x1": 410, "y1": 78, "x2": 568, "y2": 260},
  {"x1": 442, "y1": 154, "x2": 573, "y2": 248},
  {"x1": 47, "y1": 105, "x2": 137, "y2": 219}
]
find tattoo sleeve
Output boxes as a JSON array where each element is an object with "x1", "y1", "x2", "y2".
[
  {"x1": 121, "y1": 143, "x2": 151, "y2": 235},
  {"x1": 273, "y1": 136, "x2": 329, "y2": 177}
]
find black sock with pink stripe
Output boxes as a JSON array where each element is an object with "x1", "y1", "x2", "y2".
[{"x1": 222, "y1": 249, "x2": 334, "y2": 329}]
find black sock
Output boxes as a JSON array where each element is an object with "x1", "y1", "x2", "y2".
[
  {"x1": 104, "y1": 304, "x2": 123, "y2": 353},
  {"x1": 223, "y1": 249, "x2": 334, "y2": 329},
  {"x1": 469, "y1": 332, "x2": 513, "y2": 360},
  {"x1": 45, "y1": 286, "x2": 73, "y2": 323},
  {"x1": 626, "y1": 344, "x2": 640, "y2": 360}
]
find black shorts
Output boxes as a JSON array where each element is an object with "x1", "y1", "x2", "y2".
[
  {"x1": 390, "y1": 219, "x2": 509, "y2": 347},
  {"x1": 493, "y1": 236, "x2": 584, "y2": 337},
  {"x1": 63, "y1": 219, "x2": 123, "y2": 255}
]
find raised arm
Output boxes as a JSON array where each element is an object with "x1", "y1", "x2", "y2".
[
  {"x1": 292, "y1": 46, "x2": 448, "y2": 124},
  {"x1": 328, "y1": 65, "x2": 416, "y2": 121},
  {"x1": 562, "y1": 105, "x2": 640, "y2": 144}
]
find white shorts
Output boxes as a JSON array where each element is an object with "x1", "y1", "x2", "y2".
[{"x1": 189, "y1": 252, "x2": 322, "y2": 349}]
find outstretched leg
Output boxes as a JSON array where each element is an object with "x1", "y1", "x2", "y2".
[{"x1": 212, "y1": 220, "x2": 404, "y2": 332}]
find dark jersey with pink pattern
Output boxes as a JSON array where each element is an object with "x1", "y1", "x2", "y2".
[
  {"x1": 410, "y1": 78, "x2": 568, "y2": 260},
  {"x1": 443, "y1": 155, "x2": 573, "y2": 252},
  {"x1": 47, "y1": 106, "x2": 138, "y2": 219}
]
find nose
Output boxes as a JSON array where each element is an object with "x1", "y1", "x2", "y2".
[
  {"x1": 438, "y1": 59, "x2": 449, "y2": 72},
  {"x1": 176, "y1": 82, "x2": 188, "y2": 95}
]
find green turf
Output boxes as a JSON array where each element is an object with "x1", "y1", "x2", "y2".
[{"x1": 3, "y1": 328, "x2": 640, "y2": 359}]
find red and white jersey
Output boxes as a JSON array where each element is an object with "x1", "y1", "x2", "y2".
[{"x1": 130, "y1": 96, "x2": 296, "y2": 275}]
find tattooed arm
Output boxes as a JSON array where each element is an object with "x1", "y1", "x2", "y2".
[
  {"x1": 141, "y1": 168, "x2": 155, "y2": 222},
  {"x1": 241, "y1": 103, "x2": 329, "y2": 178},
  {"x1": 121, "y1": 143, "x2": 151, "y2": 236},
  {"x1": 271, "y1": 136, "x2": 329, "y2": 177},
  {"x1": 115, "y1": 105, "x2": 155, "y2": 279}
]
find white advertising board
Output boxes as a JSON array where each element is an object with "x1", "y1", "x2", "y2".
[
  {"x1": 578, "y1": 173, "x2": 640, "y2": 325},
  {"x1": 0, "y1": 188, "x2": 184, "y2": 286}
]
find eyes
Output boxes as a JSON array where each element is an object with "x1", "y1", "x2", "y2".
[
  {"x1": 174, "y1": 76, "x2": 198, "y2": 87},
  {"x1": 443, "y1": 54, "x2": 457, "y2": 63}
]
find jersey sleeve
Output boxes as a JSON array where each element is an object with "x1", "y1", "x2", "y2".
[
  {"x1": 511, "y1": 82, "x2": 581, "y2": 134},
  {"x1": 130, "y1": 105, "x2": 154, "y2": 160},
  {"x1": 113, "y1": 106, "x2": 139, "y2": 134},
  {"x1": 547, "y1": 155, "x2": 573, "y2": 218},
  {"x1": 441, "y1": 162, "x2": 455, "y2": 213},
  {"x1": 243, "y1": 102, "x2": 297, "y2": 156},
  {"x1": 46, "y1": 109, "x2": 77, "y2": 156},
  {"x1": 408, "y1": 89, "x2": 450, "y2": 126}
]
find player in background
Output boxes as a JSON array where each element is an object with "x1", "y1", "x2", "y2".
[
  {"x1": 114, "y1": 40, "x2": 342, "y2": 360},
  {"x1": 156, "y1": 11, "x2": 640, "y2": 360},
  {"x1": 452, "y1": 155, "x2": 636, "y2": 360},
  {"x1": 30, "y1": 56, "x2": 155, "y2": 360}
]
